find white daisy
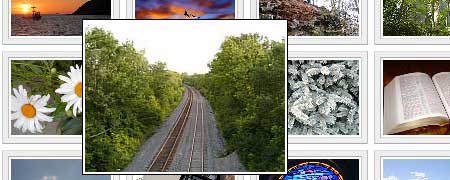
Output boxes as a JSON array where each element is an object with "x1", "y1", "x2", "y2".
[
  {"x1": 11, "y1": 85, "x2": 56, "y2": 133},
  {"x1": 55, "y1": 64, "x2": 83, "y2": 116}
]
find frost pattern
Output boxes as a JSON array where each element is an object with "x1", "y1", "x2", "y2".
[{"x1": 288, "y1": 59, "x2": 360, "y2": 135}]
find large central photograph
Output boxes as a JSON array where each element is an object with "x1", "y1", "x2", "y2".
[{"x1": 82, "y1": 20, "x2": 287, "y2": 174}]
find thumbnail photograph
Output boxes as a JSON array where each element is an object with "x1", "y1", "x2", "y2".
[
  {"x1": 10, "y1": 59, "x2": 83, "y2": 135},
  {"x1": 259, "y1": 0, "x2": 360, "y2": 36},
  {"x1": 383, "y1": 60, "x2": 450, "y2": 135},
  {"x1": 10, "y1": 0, "x2": 111, "y2": 36},
  {"x1": 135, "y1": 0, "x2": 235, "y2": 19},
  {"x1": 259, "y1": 158, "x2": 360, "y2": 180},
  {"x1": 383, "y1": 0, "x2": 450, "y2": 36},
  {"x1": 83, "y1": 20, "x2": 286, "y2": 173},
  {"x1": 383, "y1": 158, "x2": 450, "y2": 180},
  {"x1": 288, "y1": 59, "x2": 361, "y2": 135},
  {"x1": 11, "y1": 159, "x2": 110, "y2": 180}
]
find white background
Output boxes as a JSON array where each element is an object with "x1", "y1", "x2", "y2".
[{"x1": 1, "y1": 0, "x2": 450, "y2": 179}]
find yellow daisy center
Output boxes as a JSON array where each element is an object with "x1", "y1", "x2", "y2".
[
  {"x1": 21, "y1": 103, "x2": 36, "y2": 118},
  {"x1": 75, "y1": 82, "x2": 82, "y2": 97}
]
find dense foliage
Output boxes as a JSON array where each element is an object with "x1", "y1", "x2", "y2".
[
  {"x1": 259, "y1": 0, "x2": 359, "y2": 36},
  {"x1": 384, "y1": 0, "x2": 450, "y2": 36},
  {"x1": 11, "y1": 60, "x2": 83, "y2": 134},
  {"x1": 84, "y1": 28, "x2": 184, "y2": 172},
  {"x1": 184, "y1": 34, "x2": 285, "y2": 171},
  {"x1": 288, "y1": 60, "x2": 359, "y2": 135}
]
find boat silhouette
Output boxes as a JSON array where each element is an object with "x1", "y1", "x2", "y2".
[{"x1": 31, "y1": 6, "x2": 41, "y2": 20}]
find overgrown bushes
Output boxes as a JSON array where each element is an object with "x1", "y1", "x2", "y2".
[
  {"x1": 184, "y1": 34, "x2": 285, "y2": 172},
  {"x1": 384, "y1": 0, "x2": 450, "y2": 36},
  {"x1": 84, "y1": 28, "x2": 184, "y2": 172}
]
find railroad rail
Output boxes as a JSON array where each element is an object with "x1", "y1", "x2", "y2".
[
  {"x1": 147, "y1": 87, "x2": 193, "y2": 171},
  {"x1": 188, "y1": 89, "x2": 207, "y2": 172}
]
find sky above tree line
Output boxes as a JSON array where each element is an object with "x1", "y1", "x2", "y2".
[{"x1": 84, "y1": 20, "x2": 286, "y2": 74}]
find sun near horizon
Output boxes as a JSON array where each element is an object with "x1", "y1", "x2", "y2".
[
  {"x1": 20, "y1": 3, "x2": 31, "y2": 13},
  {"x1": 11, "y1": 0, "x2": 89, "y2": 15}
]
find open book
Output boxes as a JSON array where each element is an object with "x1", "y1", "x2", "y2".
[{"x1": 384, "y1": 72, "x2": 450, "y2": 134}]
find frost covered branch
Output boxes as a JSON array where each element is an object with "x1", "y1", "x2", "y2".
[{"x1": 288, "y1": 59, "x2": 360, "y2": 135}]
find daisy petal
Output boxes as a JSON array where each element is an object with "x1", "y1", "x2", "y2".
[
  {"x1": 64, "y1": 98, "x2": 75, "y2": 112},
  {"x1": 35, "y1": 119, "x2": 43, "y2": 133},
  {"x1": 11, "y1": 112, "x2": 20, "y2": 120},
  {"x1": 61, "y1": 94, "x2": 77, "y2": 103},
  {"x1": 28, "y1": 119, "x2": 35, "y2": 133},
  {"x1": 13, "y1": 87, "x2": 20, "y2": 99},
  {"x1": 30, "y1": 95, "x2": 41, "y2": 105},
  {"x1": 72, "y1": 101, "x2": 78, "y2": 116},
  {"x1": 55, "y1": 85, "x2": 74, "y2": 94},
  {"x1": 37, "y1": 112, "x2": 53, "y2": 122},
  {"x1": 37, "y1": 107, "x2": 56, "y2": 113},
  {"x1": 21, "y1": 121, "x2": 28, "y2": 133},
  {"x1": 18, "y1": 85, "x2": 27, "y2": 98},
  {"x1": 58, "y1": 75, "x2": 74, "y2": 84},
  {"x1": 34, "y1": 94, "x2": 50, "y2": 108},
  {"x1": 75, "y1": 98, "x2": 83, "y2": 113},
  {"x1": 14, "y1": 118, "x2": 25, "y2": 129}
]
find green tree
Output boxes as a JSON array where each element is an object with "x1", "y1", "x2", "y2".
[
  {"x1": 85, "y1": 28, "x2": 183, "y2": 172},
  {"x1": 184, "y1": 33, "x2": 285, "y2": 172},
  {"x1": 384, "y1": 0, "x2": 450, "y2": 36}
]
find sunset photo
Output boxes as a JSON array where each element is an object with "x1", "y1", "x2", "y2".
[
  {"x1": 11, "y1": 0, "x2": 111, "y2": 36},
  {"x1": 135, "y1": 0, "x2": 235, "y2": 19}
]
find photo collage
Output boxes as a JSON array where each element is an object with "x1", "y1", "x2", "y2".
[{"x1": 0, "y1": 0, "x2": 449, "y2": 180}]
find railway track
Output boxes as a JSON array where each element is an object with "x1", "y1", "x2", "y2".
[
  {"x1": 188, "y1": 89, "x2": 207, "y2": 172},
  {"x1": 147, "y1": 87, "x2": 193, "y2": 172}
]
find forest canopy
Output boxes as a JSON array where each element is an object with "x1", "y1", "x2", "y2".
[
  {"x1": 84, "y1": 28, "x2": 184, "y2": 172},
  {"x1": 384, "y1": 0, "x2": 450, "y2": 36},
  {"x1": 184, "y1": 34, "x2": 286, "y2": 171}
]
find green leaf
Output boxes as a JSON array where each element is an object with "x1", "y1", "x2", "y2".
[
  {"x1": 60, "y1": 117, "x2": 82, "y2": 135},
  {"x1": 30, "y1": 66, "x2": 43, "y2": 74}
]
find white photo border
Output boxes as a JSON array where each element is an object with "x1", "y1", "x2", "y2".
[
  {"x1": 375, "y1": 51, "x2": 450, "y2": 143},
  {"x1": 374, "y1": 0, "x2": 450, "y2": 44},
  {"x1": 289, "y1": 150, "x2": 368, "y2": 180},
  {"x1": 288, "y1": 51, "x2": 368, "y2": 144},
  {"x1": 2, "y1": 0, "x2": 120, "y2": 45},
  {"x1": 2, "y1": 150, "x2": 119, "y2": 180},
  {"x1": 375, "y1": 150, "x2": 450, "y2": 180},
  {"x1": 82, "y1": 19, "x2": 288, "y2": 174},
  {"x1": 254, "y1": 0, "x2": 368, "y2": 44},
  {"x1": 130, "y1": 175, "x2": 258, "y2": 180},
  {"x1": 126, "y1": 0, "x2": 243, "y2": 19},
  {"x1": 236, "y1": 175, "x2": 259, "y2": 180},
  {"x1": 2, "y1": 51, "x2": 82, "y2": 144}
]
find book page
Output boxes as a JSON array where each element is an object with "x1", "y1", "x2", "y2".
[
  {"x1": 432, "y1": 72, "x2": 450, "y2": 118},
  {"x1": 397, "y1": 73, "x2": 448, "y2": 123},
  {"x1": 383, "y1": 78, "x2": 402, "y2": 134}
]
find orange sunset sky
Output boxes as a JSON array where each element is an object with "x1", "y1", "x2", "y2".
[{"x1": 11, "y1": 0, "x2": 89, "y2": 14}]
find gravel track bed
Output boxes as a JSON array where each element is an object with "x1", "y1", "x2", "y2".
[
  {"x1": 169, "y1": 88, "x2": 246, "y2": 172},
  {"x1": 168, "y1": 90, "x2": 198, "y2": 172},
  {"x1": 125, "y1": 86, "x2": 245, "y2": 172}
]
